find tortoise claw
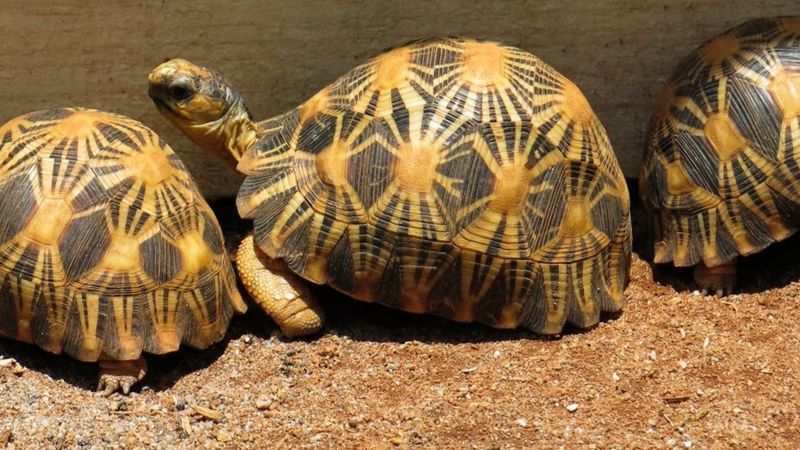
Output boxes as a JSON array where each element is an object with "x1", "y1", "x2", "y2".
[
  {"x1": 98, "y1": 378, "x2": 117, "y2": 397},
  {"x1": 693, "y1": 260, "x2": 737, "y2": 297},
  {"x1": 97, "y1": 357, "x2": 147, "y2": 396}
]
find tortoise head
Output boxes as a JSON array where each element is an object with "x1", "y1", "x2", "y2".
[{"x1": 148, "y1": 59, "x2": 256, "y2": 168}]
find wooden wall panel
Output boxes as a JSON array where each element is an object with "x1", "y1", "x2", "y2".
[{"x1": 0, "y1": 1, "x2": 796, "y2": 197}]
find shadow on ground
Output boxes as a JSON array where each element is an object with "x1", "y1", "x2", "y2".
[{"x1": 628, "y1": 178, "x2": 800, "y2": 294}]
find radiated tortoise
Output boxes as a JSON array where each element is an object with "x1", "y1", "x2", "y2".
[
  {"x1": 0, "y1": 108, "x2": 246, "y2": 394},
  {"x1": 639, "y1": 17, "x2": 800, "y2": 294},
  {"x1": 148, "y1": 37, "x2": 631, "y2": 337}
]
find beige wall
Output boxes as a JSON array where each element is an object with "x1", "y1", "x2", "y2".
[{"x1": 1, "y1": 1, "x2": 797, "y2": 198}]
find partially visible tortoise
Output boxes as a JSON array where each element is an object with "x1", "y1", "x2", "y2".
[
  {"x1": 148, "y1": 37, "x2": 631, "y2": 337},
  {"x1": 640, "y1": 17, "x2": 800, "y2": 295},
  {"x1": 0, "y1": 108, "x2": 246, "y2": 394}
]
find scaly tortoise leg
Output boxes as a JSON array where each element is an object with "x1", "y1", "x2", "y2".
[
  {"x1": 693, "y1": 258, "x2": 737, "y2": 297},
  {"x1": 97, "y1": 356, "x2": 147, "y2": 396},
  {"x1": 235, "y1": 233, "x2": 325, "y2": 338}
]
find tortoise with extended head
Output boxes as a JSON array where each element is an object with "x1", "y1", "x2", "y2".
[
  {"x1": 148, "y1": 37, "x2": 631, "y2": 336},
  {"x1": 0, "y1": 108, "x2": 246, "y2": 394},
  {"x1": 640, "y1": 17, "x2": 800, "y2": 294}
]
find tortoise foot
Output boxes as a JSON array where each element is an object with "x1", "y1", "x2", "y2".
[
  {"x1": 236, "y1": 233, "x2": 325, "y2": 338},
  {"x1": 693, "y1": 259, "x2": 737, "y2": 296},
  {"x1": 98, "y1": 357, "x2": 147, "y2": 396}
]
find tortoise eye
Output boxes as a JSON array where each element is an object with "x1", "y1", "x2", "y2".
[{"x1": 169, "y1": 85, "x2": 194, "y2": 101}]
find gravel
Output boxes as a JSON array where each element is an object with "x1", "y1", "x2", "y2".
[{"x1": 0, "y1": 199, "x2": 799, "y2": 448}]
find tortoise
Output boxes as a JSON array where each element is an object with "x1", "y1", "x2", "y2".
[
  {"x1": 0, "y1": 108, "x2": 246, "y2": 394},
  {"x1": 148, "y1": 37, "x2": 631, "y2": 337},
  {"x1": 639, "y1": 17, "x2": 800, "y2": 295}
]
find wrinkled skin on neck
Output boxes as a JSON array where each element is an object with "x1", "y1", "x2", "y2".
[{"x1": 148, "y1": 59, "x2": 257, "y2": 169}]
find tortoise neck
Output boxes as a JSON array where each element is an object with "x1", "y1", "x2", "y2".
[
  {"x1": 177, "y1": 98, "x2": 257, "y2": 170},
  {"x1": 219, "y1": 100, "x2": 257, "y2": 168}
]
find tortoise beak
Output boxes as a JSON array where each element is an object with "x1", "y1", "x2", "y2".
[{"x1": 147, "y1": 84, "x2": 175, "y2": 115}]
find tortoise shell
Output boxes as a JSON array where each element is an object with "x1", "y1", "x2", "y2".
[
  {"x1": 0, "y1": 108, "x2": 246, "y2": 362},
  {"x1": 237, "y1": 37, "x2": 631, "y2": 334},
  {"x1": 640, "y1": 17, "x2": 800, "y2": 267}
]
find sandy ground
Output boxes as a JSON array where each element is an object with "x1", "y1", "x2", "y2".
[{"x1": 0, "y1": 199, "x2": 799, "y2": 449}]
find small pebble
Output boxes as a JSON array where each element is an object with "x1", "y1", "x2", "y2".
[
  {"x1": 0, "y1": 358, "x2": 15, "y2": 367},
  {"x1": 492, "y1": 350, "x2": 501, "y2": 359},
  {"x1": 611, "y1": 372, "x2": 620, "y2": 382},
  {"x1": 684, "y1": 439, "x2": 693, "y2": 448},
  {"x1": 173, "y1": 396, "x2": 186, "y2": 411},
  {"x1": 255, "y1": 398, "x2": 272, "y2": 411},
  {"x1": 566, "y1": 403, "x2": 579, "y2": 413},
  {"x1": 679, "y1": 360, "x2": 688, "y2": 369},
  {"x1": 346, "y1": 414, "x2": 369, "y2": 429},
  {"x1": 215, "y1": 429, "x2": 232, "y2": 443},
  {"x1": 179, "y1": 416, "x2": 192, "y2": 437},
  {"x1": 514, "y1": 418, "x2": 527, "y2": 427},
  {"x1": 190, "y1": 404, "x2": 223, "y2": 421}
]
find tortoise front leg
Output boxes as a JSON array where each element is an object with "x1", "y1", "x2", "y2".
[
  {"x1": 693, "y1": 258, "x2": 737, "y2": 296},
  {"x1": 97, "y1": 356, "x2": 147, "y2": 396},
  {"x1": 235, "y1": 233, "x2": 325, "y2": 338}
]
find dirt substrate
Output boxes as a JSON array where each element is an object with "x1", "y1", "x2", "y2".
[{"x1": 1, "y1": 216, "x2": 800, "y2": 448}]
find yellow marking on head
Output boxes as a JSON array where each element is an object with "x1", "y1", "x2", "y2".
[
  {"x1": 781, "y1": 16, "x2": 800, "y2": 34},
  {"x1": 561, "y1": 197, "x2": 593, "y2": 237},
  {"x1": 655, "y1": 83, "x2": 677, "y2": 118},
  {"x1": 97, "y1": 233, "x2": 142, "y2": 272},
  {"x1": 126, "y1": 145, "x2": 172, "y2": 186},
  {"x1": 461, "y1": 41, "x2": 508, "y2": 87},
  {"x1": 176, "y1": 231, "x2": 215, "y2": 274},
  {"x1": 700, "y1": 35, "x2": 740, "y2": 65},
  {"x1": 22, "y1": 197, "x2": 75, "y2": 246},
  {"x1": 374, "y1": 47, "x2": 411, "y2": 90},
  {"x1": 769, "y1": 70, "x2": 800, "y2": 118},
  {"x1": 315, "y1": 140, "x2": 350, "y2": 186},
  {"x1": 704, "y1": 113, "x2": 747, "y2": 161},
  {"x1": 489, "y1": 160, "x2": 535, "y2": 214},
  {"x1": 665, "y1": 161, "x2": 696, "y2": 195},
  {"x1": 299, "y1": 87, "x2": 330, "y2": 123},
  {"x1": 50, "y1": 109, "x2": 105, "y2": 140},
  {"x1": 560, "y1": 77, "x2": 594, "y2": 124},
  {"x1": 394, "y1": 140, "x2": 440, "y2": 192}
]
